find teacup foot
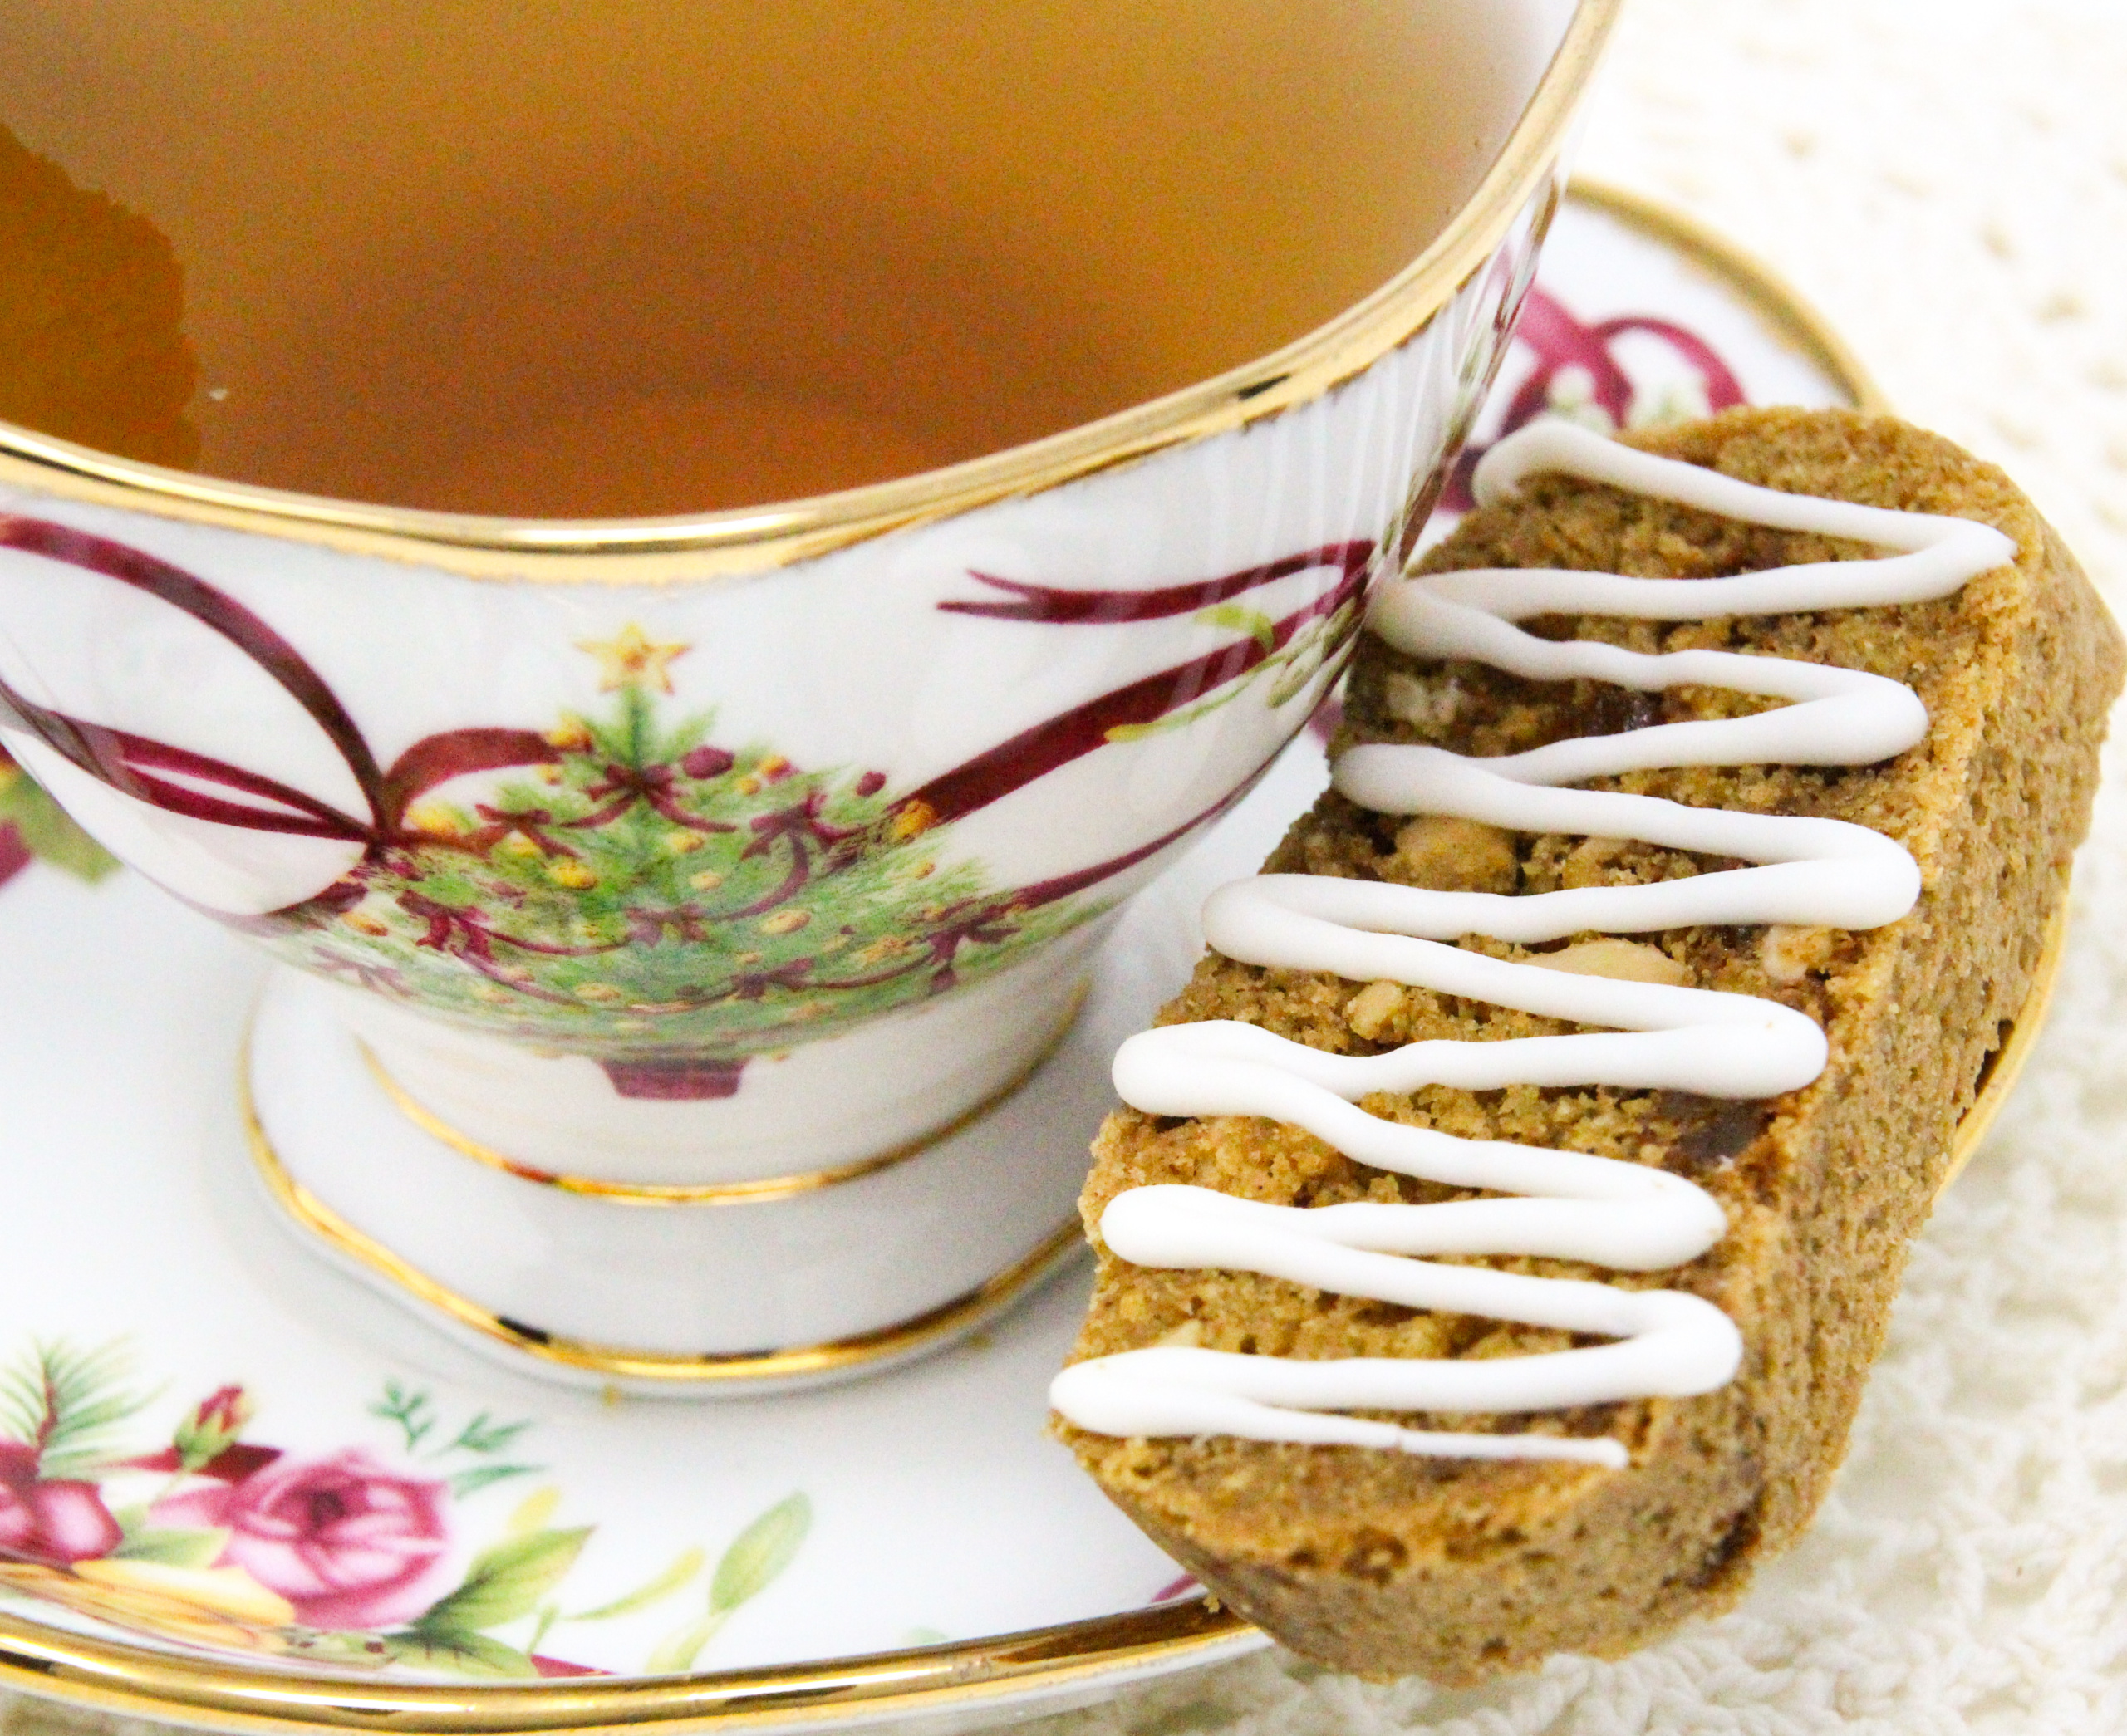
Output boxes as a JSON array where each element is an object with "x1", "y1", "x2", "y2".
[{"x1": 240, "y1": 967, "x2": 1105, "y2": 1396}]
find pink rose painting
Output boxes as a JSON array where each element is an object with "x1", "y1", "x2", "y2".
[
  {"x1": 156, "y1": 1449, "x2": 453, "y2": 1630},
  {"x1": 0, "y1": 1440, "x2": 121, "y2": 1566},
  {"x1": 0, "y1": 1346, "x2": 811, "y2": 1680}
]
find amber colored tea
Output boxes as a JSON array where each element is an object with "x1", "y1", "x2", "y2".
[{"x1": 1, "y1": 1, "x2": 1538, "y2": 518}]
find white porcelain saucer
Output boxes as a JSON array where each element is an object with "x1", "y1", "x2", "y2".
[
  {"x1": 0, "y1": 184, "x2": 1877, "y2": 1733},
  {"x1": 0, "y1": 728, "x2": 1321, "y2": 1728}
]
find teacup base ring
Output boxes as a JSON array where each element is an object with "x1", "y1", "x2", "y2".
[
  {"x1": 239, "y1": 964, "x2": 1112, "y2": 1396},
  {"x1": 354, "y1": 1012, "x2": 1086, "y2": 1206}
]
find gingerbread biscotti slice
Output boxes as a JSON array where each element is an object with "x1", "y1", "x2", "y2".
[{"x1": 1051, "y1": 408, "x2": 2124, "y2": 1683}]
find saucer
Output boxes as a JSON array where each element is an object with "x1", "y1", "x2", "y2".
[{"x1": 0, "y1": 184, "x2": 1910, "y2": 1732}]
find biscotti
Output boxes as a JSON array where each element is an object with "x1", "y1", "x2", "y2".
[{"x1": 1051, "y1": 408, "x2": 2124, "y2": 1681}]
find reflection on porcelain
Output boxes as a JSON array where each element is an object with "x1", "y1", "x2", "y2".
[
  {"x1": 0, "y1": 181, "x2": 1887, "y2": 1729},
  {"x1": 0, "y1": 5, "x2": 1614, "y2": 1385}
]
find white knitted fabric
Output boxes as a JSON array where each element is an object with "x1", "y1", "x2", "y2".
[{"x1": 8, "y1": 5, "x2": 2126, "y2": 1735}]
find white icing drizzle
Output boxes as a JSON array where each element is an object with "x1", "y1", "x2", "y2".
[{"x1": 1051, "y1": 420, "x2": 2017, "y2": 1469}]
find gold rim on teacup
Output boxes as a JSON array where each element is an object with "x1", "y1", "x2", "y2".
[{"x1": 0, "y1": 1, "x2": 1624, "y2": 586}]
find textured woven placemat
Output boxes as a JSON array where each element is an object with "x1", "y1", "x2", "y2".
[{"x1": 11, "y1": 5, "x2": 2127, "y2": 1734}]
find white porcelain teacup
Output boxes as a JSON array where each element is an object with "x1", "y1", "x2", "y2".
[{"x1": 0, "y1": 0, "x2": 1618, "y2": 1390}]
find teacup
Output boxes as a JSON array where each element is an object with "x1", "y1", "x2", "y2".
[{"x1": 0, "y1": 0, "x2": 1618, "y2": 1389}]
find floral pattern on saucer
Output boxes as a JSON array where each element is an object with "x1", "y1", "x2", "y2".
[{"x1": 0, "y1": 1341, "x2": 808, "y2": 1680}]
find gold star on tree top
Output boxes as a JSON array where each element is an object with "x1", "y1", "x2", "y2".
[{"x1": 578, "y1": 624, "x2": 690, "y2": 694}]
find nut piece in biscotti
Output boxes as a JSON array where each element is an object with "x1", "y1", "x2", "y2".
[{"x1": 1054, "y1": 408, "x2": 2125, "y2": 1683}]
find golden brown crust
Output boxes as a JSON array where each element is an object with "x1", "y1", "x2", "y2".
[{"x1": 1056, "y1": 409, "x2": 2125, "y2": 1681}]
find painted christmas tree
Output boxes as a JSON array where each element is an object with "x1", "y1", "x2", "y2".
[{"x1": 269, "y1": 629, "x2": 1093, "y2": 1096}]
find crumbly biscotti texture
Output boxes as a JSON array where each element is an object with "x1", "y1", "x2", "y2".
[{"x1": 1056, "y1": 409, "x2": 2125, "y2": 1683}]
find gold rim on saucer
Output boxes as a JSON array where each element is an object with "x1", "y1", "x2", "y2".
[
  {"x1": 0, "y1": 2, "x2": 1623, "y2": 585},
  {"x1": 1565, "y1": 179, "x2": 1889, "y2": 413},
  {"x1": 1939, "y1": 885, "x2": 2067, "y2": 1194},
  {"x1": 0, "y1": 1593, "x2": 1259, "y2": 1735}
]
